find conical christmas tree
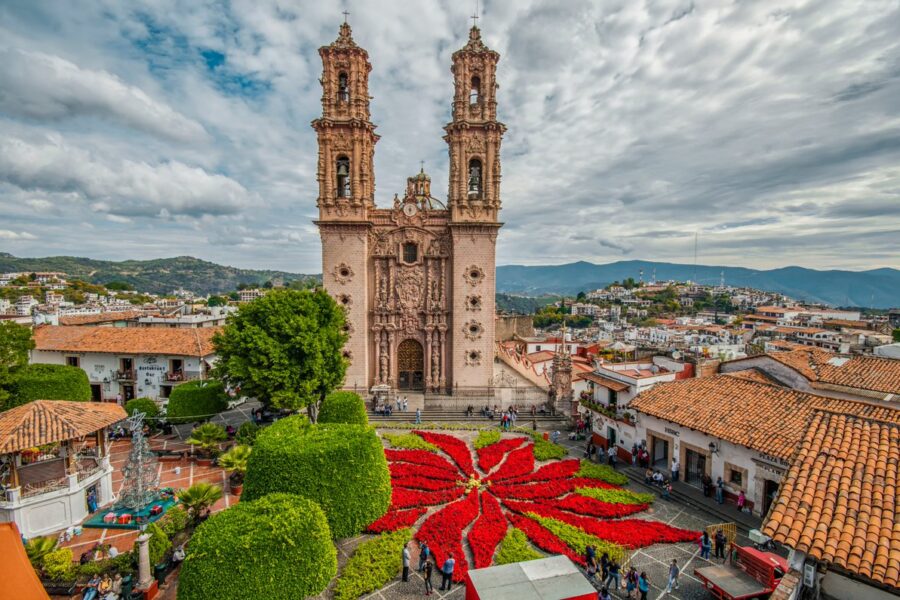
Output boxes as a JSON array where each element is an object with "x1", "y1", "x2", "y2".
[{"x1": 118, "y1": 412, "x2": 160, "y2": 510}]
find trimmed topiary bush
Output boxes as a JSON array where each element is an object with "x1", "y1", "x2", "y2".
[
  {"x1": 125, "y1": 397, "x2": 158, "y2": 419},
  {"x1": 177, "y1": 493, "x2": 337, "y2": 600},
  {"x1": 134, "y1": 522, "x2": 171, "y2": 566},
  {"x1": 10, "y1": 364, "x2": 90, "y2": 408},
  {"x1": 166, "y1": 381, "x2": 228, "y2": 424},
  {"x1": 318, "y1": 391, "x2": 368, "y2": 425},
  {"x1": 235, "y1": 421, "x2": 259, "y2": 446},
  {"x1": 333, "y1": 528, "x2": 411, "y2": 600},
  {"x1": 42, "y1": 547, "x2": 75, "y2": 581},
  {"x1": 242, "y1": 416, "x2": 391, "y2": 539}
]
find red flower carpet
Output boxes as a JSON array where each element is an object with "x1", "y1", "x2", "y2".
[{"x1": 368, "y1": 431, "x2": 697, "y2": 582}]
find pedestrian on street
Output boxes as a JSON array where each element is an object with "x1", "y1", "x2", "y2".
[
  {"x1": 439, "y1": 553, "x2": 455, "y2": 591},
  {"x1": 600, "y1": 552, "x2": 610, "y2": 582},
  {"x1": 423, "y1": 560, "x2": 434, "y2": 595},
  {"x1": 402, "y1": 543, "x2": 411, "y2": 581},
  {"x1": 671, "y1": 458, "x2": 680, "y2": 482},
  {"x1": 737, "y1": 490, "x2": 746, "y2": 512},
  {"x1": 700, "y1": 531, "x2": 712, "y2": 560},
  {"x1": 631, "y1": 443, "x2": 638, "y2": 466},
  {"x1": 625, "y1": 566, "x2": 639, "y2": 599},
  {"x1": 418, "y1": 541, "x2": 430, "y2": 571},
  {"x1": 609, "y1": 449, "x2": 617, "y2": 469},
  {"x1": 415, "y1": 408, "x2": 422, "y2": 424},
  {"x1": 598, "y1": 587, "x2": 612, "y2": 600},
  {"x1": 638, "y1": 572, "x2": 651, "y2": 600},
  {"x1": 664, "y1": 559, "x2": 680, "y2": 594},
  {"x1": 715, "y1": 477, "x2": 725, "y2": 504},
  {"x1": 605, "y1": 558, "x2": 621, "y2": 590},
  {"x1": 714, "y1": 529, "x2": 727, "y2": 561}
]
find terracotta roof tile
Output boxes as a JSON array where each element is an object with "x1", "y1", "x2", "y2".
[
  {"x1": 580, "y1": 372, "x2": 630, "y2": 391},
  {"x1": 33, "y1": 325, "x2": 220, "y2": 356},
  {"x1": 725, "y1": 368, "x2": 784, "y2": 386},
  {"x1": 0, "y1": 400, "x2": 126, "y2": 454},
  {"x1": 768, "y1": 348, "x2": 900, "y2": 395},
  {"x1": 58, "y1": 310, "x2": 147, "y2": 326},
  {"x1": 629, "y1": 375, "x2": 900, "y2": 460},
  {"x1": 763, "y1": 411, "x2": 900, "y2": 589}
]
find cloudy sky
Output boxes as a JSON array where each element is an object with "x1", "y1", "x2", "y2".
[{"x1": 1, "y1": 0, "x2": 898, "y2": 273}]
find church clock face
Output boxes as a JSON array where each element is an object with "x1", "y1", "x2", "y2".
[{"x1": 402, "y1": 203, "x2": 418, "y2": 217}]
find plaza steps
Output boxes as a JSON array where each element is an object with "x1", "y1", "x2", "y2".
[{"x1": 368, "y1": 408, "x2": 567, "y2": 427}]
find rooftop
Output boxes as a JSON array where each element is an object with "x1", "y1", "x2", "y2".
[
  {"x1": 58, "y1": 310, "x2": 146, "y2": 326},
  {"x1": 763, "y1": 410, "x2": 899, "y2": 588},
  {"x1": 33, "y1": 325, "x2": 220, "y2": 356},
  {"x1": 0, "y1": 400, "x2": 126, "y2": 454},
  {"x1": 767, "y1": 348, "x2": 900, "y2": 395}
]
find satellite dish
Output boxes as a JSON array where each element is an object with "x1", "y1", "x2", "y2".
[{"x1": 671, "y1": 351, "x2": 682, "y2": 360}]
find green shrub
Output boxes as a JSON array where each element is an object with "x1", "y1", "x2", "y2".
[
  {"x1": 135, "y1": 522, "x2": 171, "y2": 566},
  {"x1": 10, "y1": 364, "x2": 90, "y2": 408},
  {"x1": 527, "y1": 514, "x2": 626, "y2": 564},
  {"x1": 158, "y1": 505, "x2": 191, "y2": 537},
  {"x1": 495, "y1": 528, "x2": 542, "y2": 565},
  {"x1": 474, "y1": 430, "x2": 501, "y2": 449},
  {"x1": 528, "y1": 432, "x2": 567, "y2": 461},
  {"x1": 382, "y1": 432, "x2": 438, "y2": 452},
  {"x1": 42, "y1": 547, "x2": 75, "y2": 581},
  {"x1": 576, "y1": 460, "x2": 629, "y2": 486},
  {"x1": 318, "y1": 391, "x2": 368, "y2": 425},
  {"x1": 166, "y1": 381, "x2": 228, "y2": 424},
  {"x1": 242, "y1": 416, "x2": 391, "y2": 539},
  {"x1": 333, "y1": 528, "x2": 411, "y2": 600},
  {"x1": 110, "y1": 551, "x2": 136, "y2": 575},
  {"x1": 24, "y1": 536, "x2": 57, "y2": 567},
  {"x1": 576, "y1": 486, "x2": 654, "y2": 505},
  {"x1": 125, "y1": 397, "x2": 158, "y2": 419},
  {"x1": 177, "y1": 493, "x2": 336, "y2": 600},
  {"x1": 235, "y1": 421, "x2": 259, "y2": 446}
]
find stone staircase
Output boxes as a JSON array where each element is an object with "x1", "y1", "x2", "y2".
[{"x1": 368, "y1": 407, "x2": 567, "y2": 427}]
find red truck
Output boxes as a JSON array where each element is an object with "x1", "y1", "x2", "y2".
[{"x1": 695, "y1": 544, "x2": 788, "y2": 599}]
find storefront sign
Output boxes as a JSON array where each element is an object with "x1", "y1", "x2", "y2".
[
  {"x1": 756, "y1": 452, "x2": 790, "y2": 468},
  {"x1": 664, "y1": 427, "x2": 680, "y2": 437}
]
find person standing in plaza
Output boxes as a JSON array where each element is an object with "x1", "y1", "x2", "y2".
[
  {"x1": 715, "y1": 476, "x2": 725, "y2": 504},
  {"x1": 700, "y1": 531, "x2": 712, "y2": 560},
  {"x1": 737, "y1": 489, "x2": 746, "y2": 512},
  {"x1": 625, "y1": 566, "x2": 639, "y2": 599},
  {"x1": 415, "y1": 407, "x2": 421, "y2": 424},
  {"x1": 423, "y1": 560, "x2": 434, "y2": 595},
  {"x1": 671, "y1": 457, "x2": 680, "y2": 482},
  {"x1": 402, "y1": 542, "x2": 411, "y2": 582},
  {"x1": 631, "y1": 443, "x2": 639, "y2": 466},
  {"x1": 418, "y1": 540, "x2": 430, "y2": 571},
  {"x1": 638, "y1": 572, "x2": 651, "y2": 600},
  {"x1": 714, "y1": 529, "x2": 727, "y2": 562},
  {"x1": 439, "y1": 553, "x2": 455, "y2": 591},
  {"x1": 664, "y1": 559, "x2": 680, "y2": 594}
]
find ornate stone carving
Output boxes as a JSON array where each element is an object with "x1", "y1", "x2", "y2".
[
  {"x1": 463, "y1": 265, "x2": 485, "y2": 286},
  {"x1": 337, "y1": 293, "x2": 352, "y2": 307},
  {"x1": 395, "y1": 268, "x2": 424, "y2": 311},
  {"x1": 465, "y1": 294, "x2": 482, "y2": 311},
  {"x1": 332, "y1": 263, "x2": 354, "y2": 284},
  {"x1": 465, "y1": 349, "x2": 483, "y2": 366},
  {"x1": 463, "y1": 319, "x2": 483, "y2": 341}
]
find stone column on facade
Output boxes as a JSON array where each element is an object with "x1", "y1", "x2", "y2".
[
  {"x1": 352, "y1": 131, "x2": 361, "y2": 204},
  {"x1": 136, "y1": 533, "x2": 153, "y2": 589}
]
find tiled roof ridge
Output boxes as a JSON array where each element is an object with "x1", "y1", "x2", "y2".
[{"x1": 810, "y1": 404, "x2": 900, "y2": 427}]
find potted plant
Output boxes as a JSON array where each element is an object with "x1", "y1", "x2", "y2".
[
  {"x1": 187, "y1": 423, "x2": 227, "y2": 465},
  {"x1": 177, "y1": 482, "x2": 224, "y2": 524},
  {"x1": 218, "y1": 444, "x2": 251, "y2": 495}
]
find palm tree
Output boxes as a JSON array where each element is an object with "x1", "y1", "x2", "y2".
[
  {"x1": 218, "y1": 444, "x2": 252, "y2": 486},
  {"x1": 25, "y1": 536, "x2": 57, "y2": 567},
  {"x1": 178, "y1": 482, "x2": 224, "y2": 523},
  {"x1": 187, "y1": 423, "x2": 227, "y2": 458}
]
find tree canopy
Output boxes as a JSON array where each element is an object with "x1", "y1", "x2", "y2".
[
  {"x1": 0, "y1": 322, "x2": 35, "y2": 409},
  {"x1": 212, "y1": 289, "x2": 348, "y2": 419}
]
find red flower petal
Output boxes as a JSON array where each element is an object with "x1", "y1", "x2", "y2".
[
  {"x1": 366, "y1": 507, "x2": 426, "y2": 533},
  {"x1": 391, "y1": 487, "x2": 464, "y2": 510},
  {"x1": 477, "y1": 437, "x2": 526, "y2": 473},
  {"x1": 502, "y1": 458, "x2": 581, "y2": 484},
  {"x1": 492, "y1": 478, "x2": 580, "y2": 501},
  {"x1": 502, "y1": 500, "x2": 669, "y2": 540},
  {"x1": 550, "y1": 494, "x2": 649, "y2": 518},
  {"x1": 487, "y1": 444, "x2": 535, "y2": 482},
  {"x1": 389, "y1": 462, "x2": 462, "y2": 481},
  {"x1": 570, "y1": 477, "x2": 618, "y2": 490},
  {"x1": 467, "y1": 493, "x2": 507, "y2": 569},
  {"x1": 416, "y1": 491, "x2": 480, "y2": 582},
  {"x1": 385, "y1": 449, "x2": 459, "y2": 472},
  {"x1": 506, "y1": 512, "x2": 585, "y2": 566},
  {"x1": 414, "y1": 431, "x2": 476, "y2": 476},
  {"x1": 392, "y1": 475, "x2": 460, "y2": 491}
]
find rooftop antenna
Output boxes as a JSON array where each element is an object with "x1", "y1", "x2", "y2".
[
  {"x1": 693, "y1": 231, "x2": 698, "y2": 284},
  {"x1": 420, "y1": 160, "x2": 425, "y2": 173}
]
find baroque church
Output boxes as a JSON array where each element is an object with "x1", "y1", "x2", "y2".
[{"x1": 314, "y1": 21, "x2": 505, "y2": 397}]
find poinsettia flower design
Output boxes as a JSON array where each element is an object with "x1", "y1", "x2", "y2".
[{"x1": 369, "y1": 432, "x2": 697, "y2": 582}]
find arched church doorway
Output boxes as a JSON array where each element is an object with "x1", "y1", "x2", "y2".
[{"x1": 397, "y1": 339, "x2": 424, "y2": 390}]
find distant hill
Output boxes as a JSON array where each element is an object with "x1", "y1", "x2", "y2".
[
  {"x1": 497, "y1": 260, "x2": 900, "y2": 309},
  {"x1": 0, "y1": 253, "x2": 318, "y2": 296}
]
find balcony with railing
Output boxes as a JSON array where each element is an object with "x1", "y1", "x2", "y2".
[
  {"x1": 165, "y1": 370, "x2": 202, "y2": 383},
  {"x1": 115, "y1": 369, "x2": 136, "y2": 381}
]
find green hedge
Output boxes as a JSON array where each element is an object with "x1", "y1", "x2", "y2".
[
  {"x1": 134, "y1": 522, "x2": 171, "y2": 566},
  {"x1": 576, "y1": 460, "x2": 629, "y2": 486},
  {"x1": 235, "y1": 421, "x2": 259, "y2": 446},
  {"x1": 177, "y1": 493, "x2": 336, "y2": 600},
  {"x1": 318, "y1": 391, "x2": 368, "y2": 425},
  {"x1": 125, "y1": 397, "x2": 158, "y2": 419},
  {"x1": 166, "y1": 381, "x2": 228, "y2": 424},
  {"x1": 474, "y1": 430, "x2": 501, "y2": 449},
  {"x1": 576, "y1": 486, "x2": 654, "y2": 505},
  {"x1": 242, "y1": 416, "x2": 391, "y2": 539},
  {"x1": 528, "y1": 431, "x2": 568, "y2": 461},
  {"x1": 382, "y1": 432, "x2": 438, "y2": 452},
  {"x1": 495, "y1": 528, "x2": 542, "y2": 565},
  {"x1": 158, "y1": 505, "x2": 191, "y2": 537},
  {"x1": 333, "y1": 528, "x2": 411, "y2": 600},
  {"x1": 9, "y1": 364, "x2": 90, "y2": 409},
  {"x1": 528, "y1": 513, "x2": 626, "y2": 564}
]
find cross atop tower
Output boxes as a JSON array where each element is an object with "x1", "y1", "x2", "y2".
[
  {"x1": 342, "y1": 10, "x2": 350, "y2": 23},
  {"x1": 420, "y1": 160, "x2": 425, "y2": 172}
]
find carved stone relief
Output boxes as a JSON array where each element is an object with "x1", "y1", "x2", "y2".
[
  {"x1": 466, "y1": 294, "x2": 482, "y2": 311},
  {"x1": 463, "y1": 320, "x2": 484, "y2": 341},
  {"x1": 332, "y1": 263, "x2": 354, "y2": 284},
  {"x1": 465, "y1": 349, "x2": 483, "y2": 366},
  {"x1": 463, "y1": 265, "x2": 485, "y2": 286}
]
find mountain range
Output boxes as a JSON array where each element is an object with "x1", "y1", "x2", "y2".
[{"x1": 1, "y1": 254, "x2": 896, "y2": 308}]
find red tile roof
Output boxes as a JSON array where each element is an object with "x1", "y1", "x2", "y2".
[
  {"x1": 768, "y1": 348, "x2": 900, "y2": 395},
  {"x1": 58, "y1": 310, "x2": 147, "y2": 326},
  {"x1": 580, "y1": 372, "x2": 630, "y2": 392},
  {"x1": 33, "y1": 325, "x2": 220, "y2": 356},
  {"x1": 0, "y1": 400, "x2": 126, "y2": 454},
  {"x1": 763, "y1": 410, "x2": 900, "y2": 588}
]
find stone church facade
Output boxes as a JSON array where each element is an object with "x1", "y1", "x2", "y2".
[{"x1": 314, "y1": 22, "x2": 505, "y2": 397}]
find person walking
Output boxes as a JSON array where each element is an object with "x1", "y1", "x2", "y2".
[
  {"x1": 439, "y1": 553, "x2": 455, "y2": 591},
  {"x1": 423, "y1": 560, "x2": 434, "y2": 596},
  {"x1": 625, "y1": 566, "x2": 639, "y2": 599},
  {"x1": 714, "y1": 529, "x2": 727, "y2": 562},
  {"x1": 638, "y1": 572, "x2": 651, "y2": 600},
  {"x1": 671, "y1": 458, "x2": 680, "y2": 482},
  {"x1": 737, "y1": 490, "x2": 746, "y2": 512},
  {"x1": 605, "y1": 558, "x2": 621, "y2": 591},
  {"x1": 598, "y1": 587, "x2": 612, "y2": 600},
  {"x1": 600, "y1": 552, "x2": 610, "y2": 582},
  {"x1": 609, "y1": 449, "x2": 617, "y2": 469},
  {"x1": 418, "y1": 541, "x2": 430, "y2": 571},
  {"x1": 402, "y1": 542, "x2": 411, "y2": 582},
  {"x1": 664, "y1": 559, "x2": 680, "y2": 594},
  {"x1": 700, "y1": 531, "x2": 712, "y2": 560},
  {"x1": 415, "y1": 407, "x2": 422, "y2": 425}
]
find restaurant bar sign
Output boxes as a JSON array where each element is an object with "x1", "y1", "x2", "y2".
[
  {"x1": 756, "y1": 452, "x2": 790, "y2": 468},
  {"x1": 664, "y1": 427, "x2": 681, "y2": 437}
]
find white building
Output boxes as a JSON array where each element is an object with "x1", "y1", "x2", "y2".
[
  {"x1": 238, "y1": 289, "x2": 266, "y2": 303},
  {"x1": 31, "y1": 325, "x2": 221, "y2": 402},
  {"x1": 15, "y1": 296, "x2": 37, "y2": 316},
  {"x1": 570, "y1": 303, "x2": 598, "y2": 317}
]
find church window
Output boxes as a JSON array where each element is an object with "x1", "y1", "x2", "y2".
[
  {"x1": 467, "y1": 158, "x2": 482, "y2": 198},
  {"x1": 402, "y1": 242, "x2": 418, "y2": 264},
  {"x1": 338, "y1": 72, "x2": 349, "y2": 102},
  {"x1": 336, "y1": 156, "x2": 351, "y2": 198},
  {"x1": 470, "y1": 76, "x2": 481, "y2": 104}
]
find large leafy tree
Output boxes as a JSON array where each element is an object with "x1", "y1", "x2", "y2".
[
  {"x1": 213, "y1": 289, "x2": 348, "y2": 420},
  {"x1": 0, "y1": 321, "x2": 34, "y2": 410}
]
